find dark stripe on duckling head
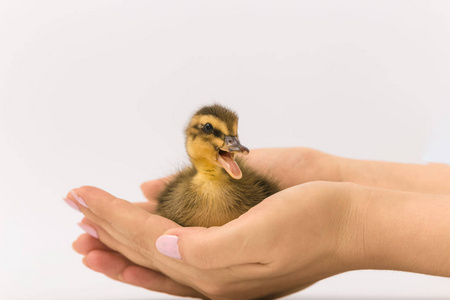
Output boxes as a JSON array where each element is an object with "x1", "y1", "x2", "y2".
[
  {"x1": 195, "y1": 104, "x2": 238, "y2": 135},
  {"x1": 213, "y1": 129, "x2": 224, "y2": 139}
]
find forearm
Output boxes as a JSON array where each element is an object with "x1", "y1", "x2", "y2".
[
  {"x1": 339, "y1": 157, "x2": 450, "y2": 195},
  {"x1": 352, "y1": 185, "x2": 450, "y2": 277},
  {"x1": 247, "y1": 147, "x2": 450, "y2": 194}
]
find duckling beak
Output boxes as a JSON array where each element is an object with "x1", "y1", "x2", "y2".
[
  {"x1": 221, "y1": 136, "x2": 250, "y2": 155},
  {"x1": 217, "y1": 136, "x2": 249, "y2": 180}
]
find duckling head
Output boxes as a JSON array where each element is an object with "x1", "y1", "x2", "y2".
[{"x1": 185, "y1": 104, "x2": 249, "y2": 180}]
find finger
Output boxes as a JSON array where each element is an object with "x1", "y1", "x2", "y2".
[
  {"x1": 83, "y1": 249, "x2": 129, "y2": 280},
  {"x1": 73, "y1": 233, "x2": 110, "y2": 255},
  {"x1": 77, "y1": 218, "x2": 211, "y2": 295},
  {"x1": 72, "y1": 201, "x2": 166, "y2": 271},
  {"x1": 67, "y1": 186, "x2": 178, "y2": 242},
  {"x1": 159, "y1": 218, "x2": 269, "y2": 270},
  {"x1": 75, "y1": 210, "x2": 135, "y2": 262},
  {"x1": 140, "y1": 176, "x2": 174, "y2": 201},
  {"x1": 121, "y1": 265, "x2": 204, "y2": 298},
  {"x1": 67, "y1": 186, "x2": 177, "y2": 272},
  {"x1": 134, "y1": 201, "x2": 158, "y2": 213},
  {"x1": 83, "y1": 249, "x2": 203, "y2": 298},
  {"x1": 157, "y1": 192, "x2": 288, "y2": 270},
  {"x1": 69, "y1": 203, "x2": 158, "y2": 255},
  {"x1": 78, "y1": 218, "x2": 157, "y2": 270}
]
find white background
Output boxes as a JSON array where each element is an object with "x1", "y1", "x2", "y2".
[{"x1": 1, "y1": 1, "x2": 450, "y2": 299}]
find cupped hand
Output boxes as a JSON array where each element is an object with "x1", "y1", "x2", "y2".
[
  {"x1": 242, "y1": 148, "x2": 342, "y2": 189},
  {"x1": 72, "y1": 178, "x2": 204, "y2": 298},
  {"x1": 69, "y1": 179, "x2": 360, "y2": 299},
  {"x1": 72, "y1": 146, "x2": 341, "y2": 293}
]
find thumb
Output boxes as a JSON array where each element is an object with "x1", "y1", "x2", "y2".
[
  {"x1": 156, "y1": 222, "x2": 264, "y2": 270},
  {"x1": 140, "y1": 176, "x2": 174, "y2": 201}
]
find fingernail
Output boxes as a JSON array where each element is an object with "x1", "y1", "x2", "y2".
[
  {"x1": 71, "y1": 190, "x2": 88, "y2": 208},
  {"x1": 156, "y1": 235, "x2": 181, "y2": 259},
  {"x1": 63, "y1": 197, "x2": 80, "y2": 212},
  {"x1": 78, "y1": 222, "x2": 98, "y2": 239}
]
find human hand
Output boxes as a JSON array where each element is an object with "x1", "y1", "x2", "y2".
[
  {"x1": 72, "y1": 178, "x2": 205, "y2": 298},
  {"x1": 68, "y1": 181, "x2": 360, "y2": 299},
  {"x1": 250, "y1": 148, "x2": 450, "y2": 194},
  {"x1": 69, "y1": 146, "x2": 450, "y2": 299},
  {"x1": 242, "y1": 147, "x2": 343, "y2": 189}
]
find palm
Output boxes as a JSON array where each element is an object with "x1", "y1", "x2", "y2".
[{"x1": 73, "y1": 178, "x2": 206, "y2": 298}]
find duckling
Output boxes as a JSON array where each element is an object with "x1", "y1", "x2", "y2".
[{"x1": 156, "y1": 104, "x2": 279, "y2": 227}]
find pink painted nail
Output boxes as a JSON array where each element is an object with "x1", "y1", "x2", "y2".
[
  {"x1": 156, "y1": 235, "x2": 181, "y2": 259},
  {"x1": 71, "y1": 190, "x2": 88, "y2": 208},
  {"x1": 63, "y1": 197, "x2": 80, "y2": 212},
  {"x1": 78, "y1": 223, "x2": 98, "y2": 239}
]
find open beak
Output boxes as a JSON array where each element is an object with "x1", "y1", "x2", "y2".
[{"x1": 217, "y1": 136, "x2": 249, "y2": 180}]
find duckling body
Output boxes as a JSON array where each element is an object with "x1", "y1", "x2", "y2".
[{"x1": 156, "y1": 105, "x2": 278, "y2": 227}]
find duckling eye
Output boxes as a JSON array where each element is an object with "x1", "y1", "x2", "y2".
[{"x1": 202, "y1": 123, "x2": 214, "y2": 134}]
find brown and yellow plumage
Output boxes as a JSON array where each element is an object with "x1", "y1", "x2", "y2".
[{"x1": 156, "y1": 104, "x2": 278, "y2": 227}]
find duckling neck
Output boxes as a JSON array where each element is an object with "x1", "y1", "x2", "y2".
[{"x1": 190, "y1": 158, "x2": 229, "y2": 181}]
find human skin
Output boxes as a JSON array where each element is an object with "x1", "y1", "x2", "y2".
[
  {"x1": 67, "y1": 148, "x2": 450, "y2": 299},
  {"x1": 246, "y1": 148, "x2": 450, "y2": 194}
]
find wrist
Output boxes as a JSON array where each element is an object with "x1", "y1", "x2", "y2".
[
  {"x1": 293, "y1": 148, "x2": 345, "y2": 184},
  {"x1": 327, "y1": 182, "x2": 369, "y2": 273},
  {"x1": 337, "y1": 156, "x2": 376, "y2": 186},
  {"x1": 348, "y1": 186, "x2": 450, "y2": 277},
  {"x1": 294, "y1": 182, "x2": 367, "y2": 275}
]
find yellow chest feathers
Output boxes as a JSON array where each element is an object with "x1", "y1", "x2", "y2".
[{"x1": 184, "y1": 175, "x2": 244, "y2": 226}]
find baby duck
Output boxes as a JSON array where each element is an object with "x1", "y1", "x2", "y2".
[{"x1": 156, "y1": 104, "x2": 279, "y2": 227}]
